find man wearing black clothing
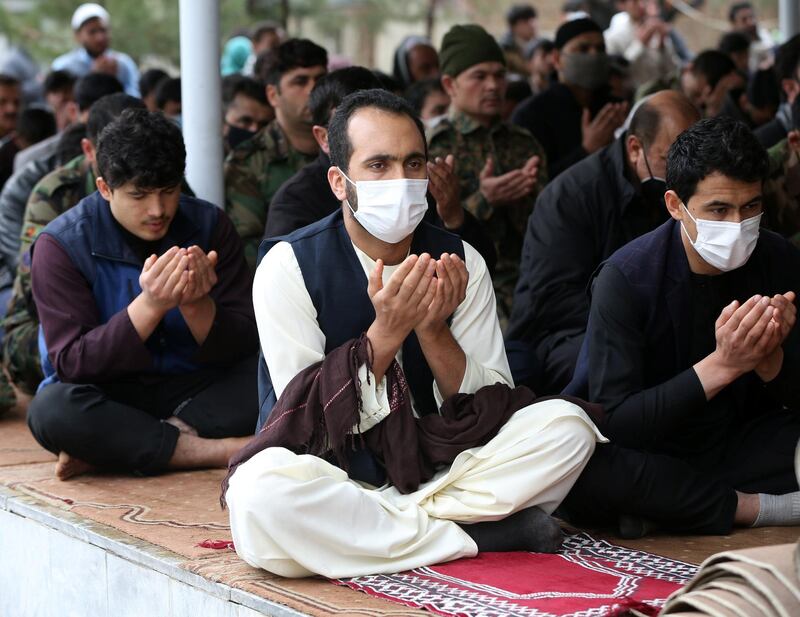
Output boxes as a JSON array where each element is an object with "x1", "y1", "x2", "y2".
[
  {"x1": 265, "y1": 67, "x2": 496, "y2": 272},
  {"x1": 511, "y1": 18, "x2": 627, "y2": 178},
  {"x1": 563, "y1": 116, "x2": 800, "y2": 535},
  {"x1": 506, "y1": 90, "x2": 698, "y2": 394}
]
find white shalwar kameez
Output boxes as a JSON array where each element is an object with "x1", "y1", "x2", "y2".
[{"x1": 227, "y1": 238, "x2": 606, "y2": 578}]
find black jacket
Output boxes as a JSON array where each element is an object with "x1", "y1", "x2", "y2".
[
  {"x1": 265, "y1": 152, "x2": 337, "y2": 239},
  {"x1": 507, "y1": 136, "x2": 666, "y2": 357},
  {"x1": 262, "y1": 151, "x2": 498, "y2": 273},
  {"x1": 582, "y1": 219, "x2": 800, "y2": 452},
  {"x1": 511, "y1": 83, "x2": 618, "y2": 179}
]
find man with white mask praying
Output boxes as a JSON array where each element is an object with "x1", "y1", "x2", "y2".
[
  {"x1": 223, "y1": 88, "x2": 604, "y2": 579},
  {"x1": 575, "y1": 116, "x2": 800, "y2": 536}
]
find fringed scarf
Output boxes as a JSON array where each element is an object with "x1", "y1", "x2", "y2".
[{"x1": 221, "y1": 334, "x2": 603, "y2": 506}]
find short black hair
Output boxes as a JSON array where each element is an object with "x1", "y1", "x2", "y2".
[
  {"x1": 43, "y1": 70, "x2": 76, "y2": 95},
  {"x1": 372, "y1": 70, "x2": 402, "y2": 94},
  {"x1": 404, "y1": 78, "x2": 445, "y2": 115},
  {"x1": 139, "y1": 68, "x2": 169, "y2": 99},
  {"x1": 775, "y1": 34, "x2": 800, "y2": 82},
  {"x1": 691, "y1": 50, "x2": 736, "y2": 90},
  {"x1": 506, "y1": 78, "x2": 533, "y2": 105},
  {"x1": 328, "y1": 88, "x2": 426, "y2": 173},
  {"x1": 87, "y1": 93, "x2": 146, "y2": 142},
  {"x1": 719, "y1": 31, "x2": 751, "y2": 55},
  {"x1": 154, "y1": 77, "x2": 181, "y2": 110},
  {"x1": 0, "y1": 74, "x2": 19, "y2": 88},
  {"x1": 666, "y1": 116, "x2": 768, "y2": 203},
  {"x1": 728, "y1": 1, "x2": 753, "y2": 23},
  {"x1": 508, "y1": 4, "x2": 537, "y2": 26},
  {"x1": 309, "y1": 67, "x2": 382, "y2": 127},
  {"x1": 222, "y1": 74, "x2": 268, "y2": 109},
  {"x1": 96, "y1": 108, "x2": 185, "y2": 191},
  {"x1": 258, "y1": 38, "x2": 328, "y2": 86},
  {"x1": 56, "y1": 122, "x2": 87, "y2": 166},
  {"x1": 73, "y1": 73, "x2": 124, "y2": 111},
  {"x1": 16, "y1": 107, "x2": 56, "y2": 146},
  {"x1": 524, "y1": 38, "x2": 554, "y2": 61}
]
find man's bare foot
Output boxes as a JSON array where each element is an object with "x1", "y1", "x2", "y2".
[
  {"x1": 165, "y1": 416, "x2": 199, "y2": 436},
  {"x1": 54, "y1": 451, "x2": 95, "y2": 481},
  {"x1": 168, "y1": 434, "x2": 253, "y2": 470}
]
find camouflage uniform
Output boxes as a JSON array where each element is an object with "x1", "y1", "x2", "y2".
[
  {"x1": 2, "y1": 155, "x2": 95, "y2": 395},
  {"x1": 427, "y1": 110, "x2": 547, "y2": 325},
  {"x1": 764, "y1": 139, "x2": 800, "y2": 248},
  {"x1": 224, "y1": 119, "x2": 317, "y2": 270}
]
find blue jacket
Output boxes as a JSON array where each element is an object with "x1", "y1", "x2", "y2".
[{"x1": 36, "y1": 191, "x2": 220, "y2": 389}]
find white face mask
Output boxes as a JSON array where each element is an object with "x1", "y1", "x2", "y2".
[
  {"x1": 681, "y1": 204, "x2": 762, "y2": 272},
  {"x1": 339, "y1": 168, "x2": 429, "y2": 244}
]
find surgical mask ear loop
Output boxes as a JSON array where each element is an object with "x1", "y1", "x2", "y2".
[
  {"x1": 641, "y1": 141, "x2": 656, "y2": 181},
  {"x1": 337, "y1": 167, "x2": 357, "y2": 215}
]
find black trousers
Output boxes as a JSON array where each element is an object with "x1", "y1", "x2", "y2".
[
  {"x1": 560, "y1": 409, "x2": 800, "y2": 535},
  {"x1": 27, "y1": 356, "x2": 258, "y2": 475}
]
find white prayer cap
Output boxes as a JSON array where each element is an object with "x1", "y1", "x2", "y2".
[{"x1": 71, "y1": 3, "x2": 110, "y2": 31}]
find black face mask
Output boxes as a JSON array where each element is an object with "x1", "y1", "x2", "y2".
[
  {"x1": 226, "y1": 124, "x2": 257, "y2": 150},
  {"x1": 640, "y1": 147, "x2": 667, "y2": 211}
]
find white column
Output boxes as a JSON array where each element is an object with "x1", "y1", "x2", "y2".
[
  {"x1": 179, "y1": 0, "x2": 224, "y2": 208},
  {"x1": 780, "y1": 0, "x2": 800, "y2": 42}
]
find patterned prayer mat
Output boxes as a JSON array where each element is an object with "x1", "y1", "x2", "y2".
[
  {"x1": 2, "y1": 409, "x2": 799, "y2": 617},
  {"x1": 337, "y1": 533, "x2": 699, "y2": 617}
]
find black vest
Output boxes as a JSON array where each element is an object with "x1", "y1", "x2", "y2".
[{"x1": 256, "y1": 209, "x2": 465, "y2": 428}]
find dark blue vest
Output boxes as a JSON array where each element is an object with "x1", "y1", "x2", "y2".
[
  {"x1": 36, "y1": 191, "x2": 219, "y2": 390},
  {"x1": 255, "y1": 209, "x2": 464, "y2": 479}
]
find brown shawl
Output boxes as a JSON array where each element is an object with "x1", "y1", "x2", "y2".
[{"x1": 221, "y1": 334, "x2": 603, "y2": 505}]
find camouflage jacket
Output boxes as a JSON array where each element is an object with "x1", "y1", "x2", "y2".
[
  {"x1": 19, "y1": 154, "x2": 95, "y2": 257},
  {"x1": 764, "y1": 139, "x2": 800, "y2": 247},
  {"x1": 3, "y1": 154, "x2": 95, "y2": 394},
  {"x1": 427, "y1": 110, "x2": 547, "y2": 321},
  {"x1": 223, "y1": 119, "x2": 317, "y2": 269}
]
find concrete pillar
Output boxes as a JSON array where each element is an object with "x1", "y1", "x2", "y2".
[
  {"x1": 780, "y1": 0, "x2": 800, "y2": 42},
  {"x1": 179, "y1": 0, "x2": 224, "y2": 207}
]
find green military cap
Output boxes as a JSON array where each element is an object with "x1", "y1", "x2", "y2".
[{"x1": 440, "y1": 24, "x2": 506, "y2": 77}]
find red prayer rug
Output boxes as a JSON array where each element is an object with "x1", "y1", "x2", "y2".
[{"x1": 336, "y1": 532, "x2": 698, "y2": 617}]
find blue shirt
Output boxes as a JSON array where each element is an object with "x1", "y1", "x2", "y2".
[{"x1": 52, "y1": 47, "x2": 140, "y2": 97}]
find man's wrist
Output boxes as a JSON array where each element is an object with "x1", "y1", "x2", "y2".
[
  {"x1": 415, "y1": 320, "x2": 449, "y2": 344},
  {"x1": 135, "y1": 293, "x2": 170, "y2": 321},
  {"x1": 179, "y1": 294, "x2": 213, "y2": 316},
  {"x1": 439, "y1": 204, "x2": 465, "y2": 230},
  {"x1": 756, "y1": 348, "x2": 784, "y2": 383},
  {"x1": 366, "y1": 321, "x2": 404, "y2": 354}
]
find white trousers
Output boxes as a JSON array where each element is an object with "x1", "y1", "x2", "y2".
[{"x1": 226, "y1": 399, "x2": 604, "y2": 578}]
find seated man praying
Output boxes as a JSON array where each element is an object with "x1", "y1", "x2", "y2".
[
  {"x1": 222, "y1": 89, "x2": 603, "y2": 579},
  {"x1": 27, "y1": 109, "x2": 258, "y2": 480},
  {"x1": 574, "y1": 116, "x2": 800, "y2": 534}
]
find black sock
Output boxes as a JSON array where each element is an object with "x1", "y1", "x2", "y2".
[{"x1": 458, "y1": 507, "x2": 563, "y2": 553}]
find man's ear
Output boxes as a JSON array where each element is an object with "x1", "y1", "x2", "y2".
[
  {"x1": 80, "y1": 138, "x2": 95, "y2": 163},
  {"x1": 626, "y1": 133, "x2": 642, "y2": 168},
  {"x1": 312, "y1": 125, "x2": 329, "y2": 154},
  {"x1": 96, "y1": 177, "x2": 113, "y2": 201},
  {"x1": 552, "y1": 49, "x2": 563, "y2": 72},
  {"x1": 327, "y1": 166, "x2": 347, "y2": 202},
  {"x1": 266, "y1": 83, "x2": 280, "y2": 108},
  {"x1": 441, "y1": 74, "x2": 456, "y2": 98},
  {"x1": 665, "y1": 189, "x2": 683, "y2": 221}
]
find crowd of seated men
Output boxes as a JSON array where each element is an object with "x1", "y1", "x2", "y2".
[{"x1": 2, "y1": 0, "x2": 800, "y2": 582}]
